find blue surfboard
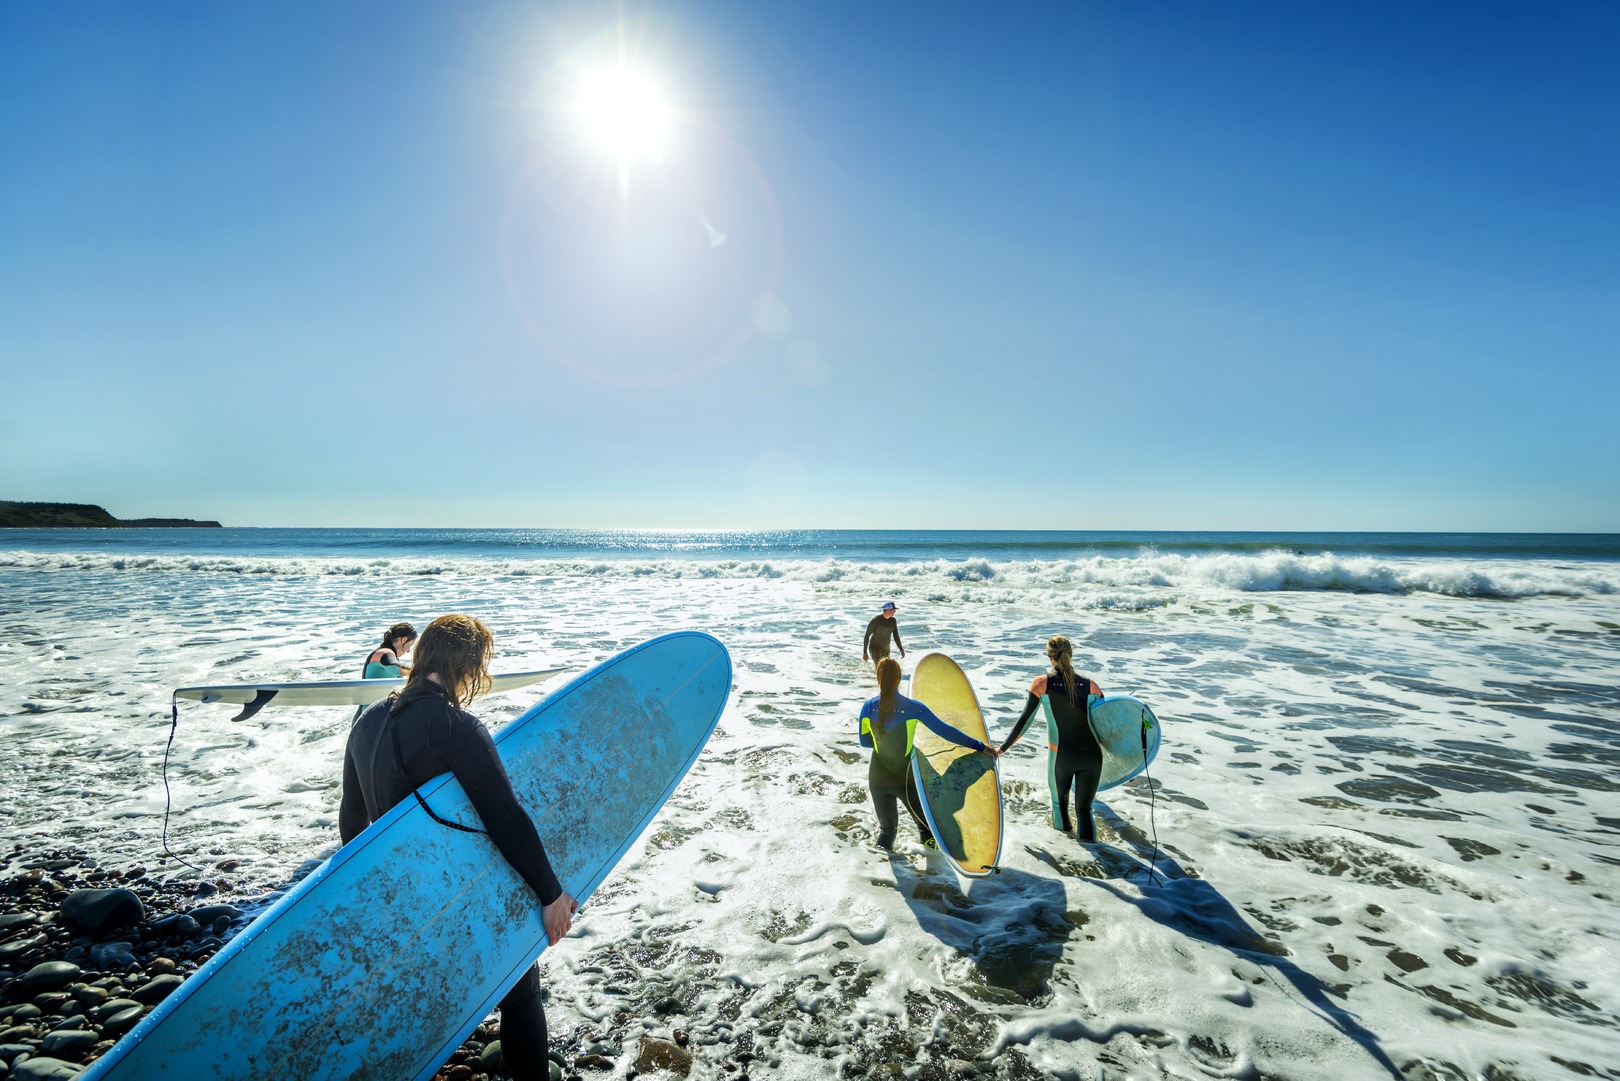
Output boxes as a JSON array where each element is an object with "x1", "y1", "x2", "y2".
[{"x1": 83, "y1": 631, "x2": 732, "y2": 1081}]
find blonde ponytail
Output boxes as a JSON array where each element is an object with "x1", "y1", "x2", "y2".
[{"x1": 1047, "y1": 635, "x2": 1081, "y2": 703}]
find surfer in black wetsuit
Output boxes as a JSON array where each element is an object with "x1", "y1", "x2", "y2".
[
  {"x1": 862, "y1": 602, "x2": 905, "y2": 667},
  {"x1": 339, "y1": 614, "x2": 576, "y2": 1081},
  {"x1": 999, "y1": 635, "x2": 1106, "y2": 842}
]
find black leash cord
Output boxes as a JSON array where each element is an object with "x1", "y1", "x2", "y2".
[
  {"x1": 1140, "y1": 710, "x2": 1163, "y2": 886},
  {"x1": 161, "y1": 696, "x2": 204, "y2": 873}
]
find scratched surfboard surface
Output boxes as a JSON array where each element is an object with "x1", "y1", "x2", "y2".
[{"x1": 82, "y1": 631, "x2": 732, "y2": 1081}]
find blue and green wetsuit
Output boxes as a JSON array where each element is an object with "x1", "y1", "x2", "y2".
[
  {"x1": 858, "y1": 692, "x2": 987, "y2": 849},
  {"x1": 362, "y1": 649, "x2": 404, "y2": 680}
]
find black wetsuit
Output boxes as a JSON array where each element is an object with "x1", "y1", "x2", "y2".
[
  {"x1": 1002, "y1": 672, "x2": 1103, "y2": 841},
  {"x1": 863, "y1": 616, "x2": 903, "y2": 662},
  {"x1": 340, "y1": 682, "x2": 560, "y2": 1080}
]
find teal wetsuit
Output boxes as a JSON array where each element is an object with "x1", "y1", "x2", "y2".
[{"x1": 362, "y1": 649, "x2": 403, "y2": 680}]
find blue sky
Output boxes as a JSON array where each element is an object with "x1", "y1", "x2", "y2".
[{"x1": 2, "y1": 1, "x2": 1615, "y2": 530}]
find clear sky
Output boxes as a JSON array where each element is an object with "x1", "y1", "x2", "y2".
[{"x1": 1, "y1": 1, "x2": 1616, "y2": 530}]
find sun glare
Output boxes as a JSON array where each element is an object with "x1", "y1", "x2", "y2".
[{"x1": 577, "y1": 65, "x2": 670, "y2": 163}]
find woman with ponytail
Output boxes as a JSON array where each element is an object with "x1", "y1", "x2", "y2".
[
  {"x1": 858, "y1": 657, "x2": 998, "y2": 850},
  {"x1": 339, "y1": 614, "x2": 575, "y2": 1080},
  {"x1": 362, "y1": 622, "x2": 417, "y2": 678},
  {"x1": 998, "y1": 636, "x2": 1106, "y2": 842}
]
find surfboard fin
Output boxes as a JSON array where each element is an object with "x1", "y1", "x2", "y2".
[{"x1": 230, "y1": 689, "x2": 278, "y2": 722}]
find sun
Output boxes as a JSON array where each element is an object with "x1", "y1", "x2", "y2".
[{"x1": 576, "y1": 64, "x2": 670, "y2": 164}]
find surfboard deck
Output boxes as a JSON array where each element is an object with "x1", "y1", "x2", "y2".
[
  {"x1": 174, "y1": 668, "x2": 566, "y2": 721},
  {"x1": 84, "y1": 633, "x2": 730, "y2": 1081},
  {"x1": 908, "y1": 652, "x2": 1003, "y2": 878}
]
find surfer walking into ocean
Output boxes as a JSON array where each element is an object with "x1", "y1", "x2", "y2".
[
  {"x1": 862, "y1": 601, "x2": 905, "y2": 667},
  {"x1": 860, "y1": 657, "x2": 997, "y2": 850},
  {"x1": 361, "y1": 621, "x2": 416, "y2": 678},
  {"x1": 999, "y1": 635, "x2": 1105, "y2": 842},
  {"x1": 340, "y1": 614, "x2": 577, "y2": 1080}
]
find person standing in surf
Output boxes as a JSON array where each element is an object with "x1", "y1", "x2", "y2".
[
  {"x1": 340, "y1": 614, "x2": 576, "y2": 1081},
  {"x1": 862, "y1": 601, "x2": 905, "y2": 668},
  {"x1": 998, "y1": 635, "x2": 1106, "y2": 842},
  {"x1": 362, "y1": 622, "x2": 417, "y2": 678},
  {"x1": 859, "y1": 656, "x2": 997, "y2": 850}
]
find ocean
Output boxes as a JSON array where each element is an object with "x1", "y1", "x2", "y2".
[{"x1": 2, "y1": 529, "x2": 1617, "y2": 1079}]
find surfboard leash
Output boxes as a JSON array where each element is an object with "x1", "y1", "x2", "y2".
[
  {"x1": 161, "y1": 694, "x2": 204, "y2": 873},
  {"x1": 1139, "y1": 709, "x2": 1163, "y2": 887}
]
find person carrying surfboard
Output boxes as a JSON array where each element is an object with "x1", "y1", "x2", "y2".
[
  {"x1": 361, "y1": 622, "x2": 417, "y2": 678},
  {"x1": 998, "y1": 635, "x2": 1106, "y2": 842},
  {"x1": 340, "y1": 613, "x2": 576, "y2": 1081},
  {"x1": 862, "y1": 601, "x2": 905, "y2": 667},
  {"x1": 859, "y1": 656, "x2": 997, "y2": 850}
]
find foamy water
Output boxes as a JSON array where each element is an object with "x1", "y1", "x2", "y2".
[{"x1": 2, "y1": 531, "x2": 1616, "y2": 1079}]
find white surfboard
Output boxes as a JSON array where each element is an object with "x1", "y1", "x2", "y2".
[{"x1": 174, "y1": 669, "x2": 565, "y2": 721}]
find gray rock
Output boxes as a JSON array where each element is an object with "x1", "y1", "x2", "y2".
[
  {"x1": 37, "y1": 1031, "x2": 95, "y2": 1059},
  {"x1": 634, "y1": 1036, "x2": 693, "y2": 1077},
  {"x1": 0, "y1": 1029, "x2": 32, "y2": 1046},
  {"x1": 0, "y1": 1047, "x2": 36, "y2": 1066},
  {"x1": 548, "y1": 1062, "x2": 561, "y2": 1081},
  {"x1": 87, "y1": 944, "x2": 136, "y2": 972},
  {"x1": 45, "y1": 1018, "x2": 84, "y2": 1036},
  {"x1": 89, "y1": 1001, "x2": 140, "y2": 1025},
  {"x1": 130, "y1": 976, "x2": 183, "y2": 1006},
  {"x1": 151, "y1": 915, "x2": 200, "y2": 939},
  {"x1": 100, "y1": 1008, "x2": 143, "y2": 1037},
  {"x1": 15, "y1": 964, "x2": 80, "y2": 996},
  {"x1": 58, "y1": 890, "x2": 143, "y2": 937},
  {"x1": 7, "y1": 1008, "x2": 41, "y2": 1024},
  {"x1": 0, "y1": 915, "x2": 38, "y2": 934},
  {"x1": 14, "y1": 1058, "x2": 83, "y2": 1081},
  {"x1": 185, "y1": 905, "x2": 241, "y2": 927},
  {"x1": 0, "y1": 936, "x2": 46, "y2": 965}
]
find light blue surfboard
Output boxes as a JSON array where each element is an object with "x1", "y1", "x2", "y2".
[
  {"x1": 1042, "y1": 693, "x2": 1162, "y2": 828},
  {"x1": 83, "y1": 631, "x2": 732, "y2": 1081}
]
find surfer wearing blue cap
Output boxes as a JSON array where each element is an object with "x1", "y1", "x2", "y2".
[
  {"x1": 341, "y1": 613, "x2": 575, "y2": 1081},
  {"x1": 860, "y1": 656, "x2": 997, "y2": 850},
  {"x1": 361, "y1": 622, "x2": 416, "y2": 678},
  {"x1": 862, "y1": 602, "x2": 905, "y2": 668},
  {"x1": 999, "y1": 636, "x2": 1105, "y2": 842}
]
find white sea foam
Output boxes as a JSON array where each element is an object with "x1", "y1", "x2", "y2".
[{"x1": 2, "y1": 549, "x2": 1618, "y2": 1078}]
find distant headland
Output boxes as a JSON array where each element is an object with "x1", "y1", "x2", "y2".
[{"x1": 0, "y1": 501, "x2": 222, "y2": 528}]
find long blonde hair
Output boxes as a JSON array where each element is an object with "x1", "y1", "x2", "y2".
[
  {"x1": 1047, "y1": 635, "x2": 1081, "y2": 703},
  {"x1": 403, "y1": 614, "x2": 494, "y2": 708}
]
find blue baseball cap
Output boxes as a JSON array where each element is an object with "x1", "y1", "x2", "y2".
[{"x1": 881, "y1": 601, "x2": 896, "y2": 611}]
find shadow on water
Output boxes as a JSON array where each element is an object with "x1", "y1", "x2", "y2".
[
  {"x1": 888, "y1": 853, "x2": 1072, "y2": 1005},
  {"x1": 1051, "y1": 801, "x2": 1403, "y2": 1080}
]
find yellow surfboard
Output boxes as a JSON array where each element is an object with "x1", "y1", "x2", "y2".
[{"x1": 909, "y1": 652, "x2": 1003, "y2": 877}]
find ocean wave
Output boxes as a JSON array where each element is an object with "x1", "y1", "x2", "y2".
[{"x1": 4, "y1": 547, "x2": 1615, "y2": 602}]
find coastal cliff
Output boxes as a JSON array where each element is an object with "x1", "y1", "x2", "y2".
[{"x1": 0, "y1": 501, "x2": 222, "y2": 528}]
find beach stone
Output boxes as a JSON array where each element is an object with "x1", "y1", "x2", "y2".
[
  {"x1": 58, "y1": 890, "x2": 143, "y2": 936},
  {"x1": 16, "y1": 965, "x2": 79, "y2": 996},
  {"x1": 0, "y1": 936, "x2": 47, "y2": 965},
  {"x1": 145, "y1": 958, "x2": 176, "y2": 976},
  {"x1": 478, "y1": 1041, "x2": 503, "y2": 1070},
  {"x1": 575, "y1": 1054, "x2": 615, "y2": 1070},
  {"x1": 7, "y1": 1008, "x2": 40, "y2": 1024},
  {"x1": 151, "y1": 915, "x2": 200, "y2": 940},
  {"x1": 190, "y1": 882, "x2": 216, "y2": 899},
  {"x1": 87, "y1": 944, "x2": 136, "y2": 972},
  {"x1": 0, "y1": 1028, "x2": 33, "y2": 1045},
  {"x1": 29, "y1": 995, "x2": 68, "y2": 1016},
  {"x1": 89, "y1": 1001, "x2": 140, "y2": 1025},
  {"x1": 129, "y1": 976, "x2": 182, "y2": 1006},
  {"x1": 0, "y1": 1044, "x2": 34, "y2": 1064},
  {"x1": 634, "y1": 1036, "x2": 692, "y2": 1077},
  {"x1": 0, "y1": 915, "x2": 38, "y2": 934},
  {"x1": 14, "y1": 1058, "x2": 83, "y2": 1081},
  {"x1": 99, "y1": 1008, "x2": 143, "y2": 1037},
  {"x1": 37, "y1": 1031, "x2": 94, "y2": 1060},
  {"x1": 187, "y1": 905, "x2": 240, "y2": 928}
]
